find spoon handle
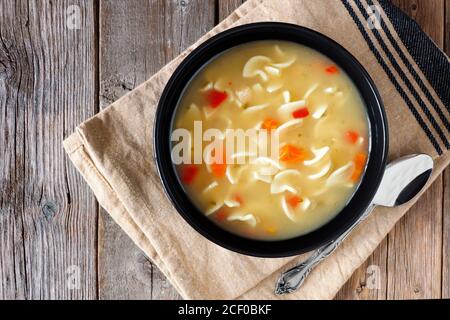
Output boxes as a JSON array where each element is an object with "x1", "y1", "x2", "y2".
[{"x1": 275, "y1": 203, "x2": 376, "y2": 295}]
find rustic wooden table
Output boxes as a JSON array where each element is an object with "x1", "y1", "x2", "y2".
[{"x1": 0, "y1": 0, "x2": 448, "y2": 300}]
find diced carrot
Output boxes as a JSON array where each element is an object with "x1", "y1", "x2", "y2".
[
  {"x1": 234, "y1": 194, "x2": 244, "y2": 205},
  {"x1": 287, "y1": 195, "x2": 303, "y2": 208},
  {"x1": 354, "y1": 153, "x2": 367, "y2": 168},
  {"x1": 279, "y1": 144, "x2": 307, "y2": 162},
  {"x1": 351, "y1": 153, "x2": 367, "y2": 181},
  {"x1": 211, "y1": 162, "x2": 226, "y2": 178},
  {"x1": 292, "y1": 107, "x2": 309, "y2": 119},
  {"x1": 181, "y1": 165, "x2": 198, "y2": 184},
  {"x1": 325, "y1": 65, "x2": 339, "y2": 74},
  {"x1": 265, "y1": 226, "x2": 278, "y2": 235},
  {"x1": 262, "y1": 118, "x2": 279, "y2": 131},
  {"x1": 205, "y1": 89, "x2": 228, "y2": 108},
  {"x1": 215, "y1": 209, "x2": 228, "y2": 222},
  {"x1": 210, "y1": 147, "x2": 227, "y2": 178},
  {"x1": 345, "y1": 130, "x2": 360, "y2": 144},
  {"x1": 351, "y1": 168, "x2": 362, "y2": 182}
]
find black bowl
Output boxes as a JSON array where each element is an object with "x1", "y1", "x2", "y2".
[{"x1": 154, "y1": 22, "x2": 388, "y2": 257}]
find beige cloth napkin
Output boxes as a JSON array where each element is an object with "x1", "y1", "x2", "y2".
[{"x1": 64, "y1": 0, "x2": 450, "y2": 299}]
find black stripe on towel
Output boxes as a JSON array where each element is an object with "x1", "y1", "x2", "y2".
[
  {"x1": 366, "y1": 0, "x2": 450, "y2": 135},
  {"x1": 353, "y1": 0, "x2": 450, "y2": 149},
  {"x1": 341, "y1": 0, "x2": 443, "y2": 155},
  {"x1": 377, "y1": 0, "x2": 450, "y2": 114}
]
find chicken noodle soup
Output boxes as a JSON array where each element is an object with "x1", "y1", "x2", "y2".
[{"x1": 172, "y1": 41, "x2": 369, "y2": 240}]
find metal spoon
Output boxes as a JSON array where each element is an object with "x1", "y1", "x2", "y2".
[{"x1": 275, "y1": 154, "x2": 433, "y2": 295}]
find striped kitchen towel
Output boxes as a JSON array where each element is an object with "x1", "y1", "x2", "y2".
[{"x1": 63, "y1": 0, "x2": 450, "y2": 299}]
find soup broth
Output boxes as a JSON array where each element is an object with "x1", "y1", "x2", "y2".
[{"x1": 172, "y1": 41, "x2": 369, "y2": 241}]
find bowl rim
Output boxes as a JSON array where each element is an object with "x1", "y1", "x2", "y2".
[{"x1": 154, "y1": 22, "x2": 389, "y2": 257}]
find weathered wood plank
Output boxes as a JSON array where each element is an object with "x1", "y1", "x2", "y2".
[
  {"x1": 385, "y1": 0, "x2": 444, "y2": 300},
  {"x1": 387, "y1": 179, "x2": 443, "y2": 299},
  {"x1": 0, "y1": 0, "x2": 98, "y2": 299},
  {"x1": 392, "y1": 0, "x2": 444, "y2": 42},
  {"x1": 218, "y1": 0, "x2": 245, "y2": 21},
  {"x1": 443, "y1": 168, "x2": 450, "y2": 298},
  {"x1": 98, "y1": 0, "x2": 215, "y2": 300},
  {"x1": 442, "y1": 0, "x2": 450, "y2": 299},
  {"x1": 335, "y1": 240, "x2": 388, "y2": 300}
]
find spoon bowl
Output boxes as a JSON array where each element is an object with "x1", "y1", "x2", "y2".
[{"x1": 373, "y1": 154, "x2": 433, "y2": 207}]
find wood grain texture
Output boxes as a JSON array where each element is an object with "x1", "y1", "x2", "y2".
[
  {"x1": 0, "y1": 0, "x2": 98, "y2": 299},
  {"x1": 386, "y1": 0, "x2": 444, "y2": 299},
  {"x1": 392, "y1": 0, "x2": 445, "y2": 42},
  {"x1": 443, "y1": 168, "x2": 450, "y2": 298},
  {"x1": 446, "y1": 0, "x2": 450, "y2": 55},
  {"x1": 217, "y1": 0, "x2": 246, "y2": 21},
  {"x1": 335, "y1": 240, "x2": 388, "y2": 300},
  {"x1": 387, "y1": 179, "x2": 443, "y2": 299},
  {"x1": 97, "y1": 0, "x2": 215, "y2": 300},
  {"x1": 442, "y1": 0, "x2": 450, "y2": 299}
]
